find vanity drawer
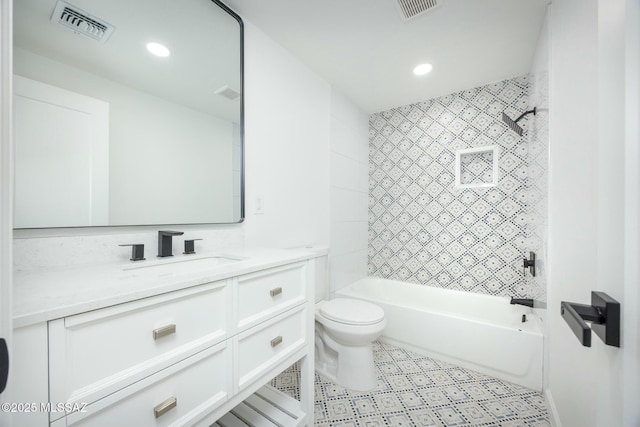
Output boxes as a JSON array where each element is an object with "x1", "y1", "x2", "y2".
[
  {"x1": 61, "y1": 341, "x2": 232, "y2": 427},
  {"x1": 49, "y1": 281, "x2": 231, "y2": 409},
  {"x1": 236, "y1": 263, "x2": 306, "y2": 330},
  {"x1": 236, "y1": 306, "x2": 307, "y2": 390}
]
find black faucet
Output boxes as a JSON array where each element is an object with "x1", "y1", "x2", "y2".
[
  {"x1": 158, "y1": 230, "x2": 184, "y2": 257},
  {"x1": 510, "y1": 298, "x2": 535, "y2": 308}
]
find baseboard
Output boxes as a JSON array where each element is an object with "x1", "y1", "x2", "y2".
[{"x1": 544, "y1": 387, "x2": 563, "y2": 427}]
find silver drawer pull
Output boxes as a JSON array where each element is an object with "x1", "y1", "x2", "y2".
[
  {"x1": 270, "y1": 287, "x2": 283, "y2": 297},
  {"x1": 153, "y1": 324, "x2": 176, "y2": 340},
  {"x1": 271, "y1": 335, "x2": 283, "y2": 348},
  {"x1": 154, "y1": 396, "x2": 177, "y2": 418}
]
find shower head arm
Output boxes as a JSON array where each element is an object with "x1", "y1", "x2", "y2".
[{"x1": 514, "y1": 107, "x2": 537, "y2": 123}]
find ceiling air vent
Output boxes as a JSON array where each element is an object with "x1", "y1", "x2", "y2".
[
  {"x1": 50, "y1": 1, "x2": 115, "y2": 43},
  {"x1": 393, "y1": 0, "x2": 441, "y2": 21},
  {"x1": 215, "y1": 85, "x2": 241, "y2": 101}
]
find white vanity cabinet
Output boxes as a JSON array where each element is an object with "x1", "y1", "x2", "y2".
[
  {"x1": 236, "y1": 264, "x2": 307, "y2": 330},
  {"x1": 11, "y1": 256, "x2": 315, "y2": 427},
  {"x1": 52, "y1": 341, "x2": 233, "y2": 427},
  {"x1": 48, "y1": 280, "x2": 233, "y2": 426}
]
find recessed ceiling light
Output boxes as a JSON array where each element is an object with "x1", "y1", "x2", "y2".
[
  {"x1": 413, "y1": 63, "x2": 433, "y2": 76},
  {"x1": 146, "y1": 42, "x2": 171, "y2": 58}
]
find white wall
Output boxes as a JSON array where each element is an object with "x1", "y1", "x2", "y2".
[
  {"x1": 0, "y1": 1, "x2": 14, "y2": 425},
  {"x1": 547, "y1": 0, "x2": 599, "y2": 422},
  {"x1": 242, "y1": 21, "x2": 330, "y2": 249},
  {"x1": 13, "y1": 18, "x2": 338, "y2": 271},
  {"x1": 594, "y1": 1, "x2": 626, "y2": 424},
  {"x1": 622, "y1": 2, "x2": 640, "y2": 424},
  {"x1": 547, "y1": 0, "x2": 639, "y2": 425},
  {"x1": 328, "y1": 89, "x2": 369, "y2": 296}
]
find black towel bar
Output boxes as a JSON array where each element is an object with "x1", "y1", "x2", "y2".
[{"x1": 561, "y1": 291, "x2": 620, "y2": 347}]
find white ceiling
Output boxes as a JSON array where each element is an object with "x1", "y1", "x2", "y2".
[
  {"x1": 223, "y1": 0, "x2": 548, "y2": 113},
  {"x1": 14, "y1": 0, "x2": 242, "y2": 122}
]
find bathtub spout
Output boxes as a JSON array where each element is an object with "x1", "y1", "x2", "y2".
[{"x1": 510, "y1": 298, "x2": 534, "y2": 307}]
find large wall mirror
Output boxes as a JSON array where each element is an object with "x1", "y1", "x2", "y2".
[{"x1": 13, "y1": 0, "x2": 244, "y2": 228}]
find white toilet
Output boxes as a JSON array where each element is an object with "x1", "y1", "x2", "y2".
[{"x1": 315, "y1": 298, "x2": 386, "y2": 391}]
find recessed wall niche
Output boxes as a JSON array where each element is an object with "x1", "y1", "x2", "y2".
[{"x1": 455, "y1": 145, "x2": 500, "y2": 189}]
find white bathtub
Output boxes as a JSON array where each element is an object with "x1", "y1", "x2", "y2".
[{"x1": 335, "y1": 277, "x2": 543, "y2": 391}]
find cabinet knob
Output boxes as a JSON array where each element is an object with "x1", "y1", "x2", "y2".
[
  {"x1": 154, "y1": 396, "x2": 177, "y2": 418},
  {"x1": 270, "y1": 287, "x2": 283, "y2": 297},
  {"x1": 153, "y1": 324, "x2": 176, "y2": 340},
  {"x1": 271, "y1": 335, "x2": 283, "y2": 348}
]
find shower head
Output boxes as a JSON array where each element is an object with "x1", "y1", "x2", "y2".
[{"x1": 501, "y1": 107, "x2": 537, "y2": 136}]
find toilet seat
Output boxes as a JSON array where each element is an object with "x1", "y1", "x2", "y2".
[{"x1": 319, "y1": 298, "x2": 384, "y2": 325}]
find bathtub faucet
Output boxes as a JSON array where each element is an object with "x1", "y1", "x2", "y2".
[{"x1": 510, "y1": 298, "x2": 534, "y2": 308}]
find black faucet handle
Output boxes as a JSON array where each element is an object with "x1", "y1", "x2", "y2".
[
  {"x1": 522, "y1": 251, "x2": 536, "y2": 277},
  {"x1": 159, "y1": 230, "x2": 184, "y2": 236},
  {"x1": 119, "y1": 244, "x2": 146, "y2": 261},
  {"x1": 183, "y1": 239, "x2": 203, "y2": 255}
]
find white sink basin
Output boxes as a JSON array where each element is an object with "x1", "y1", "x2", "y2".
[{"x1": 122, "y1": 255, "x2": 243, "y2": 276}]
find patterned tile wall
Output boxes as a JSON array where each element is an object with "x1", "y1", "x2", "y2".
[{"x1": 368, "y1": 75, "x2": 543, "y2": 298}]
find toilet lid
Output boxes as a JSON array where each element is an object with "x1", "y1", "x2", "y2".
[{"x1": 320, "y1": 298, "x2": 384, "y2": 325}]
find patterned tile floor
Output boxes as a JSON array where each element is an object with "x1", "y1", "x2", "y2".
[{"x1": 271, "y1": 341, "x2": 550, "y2": 426}]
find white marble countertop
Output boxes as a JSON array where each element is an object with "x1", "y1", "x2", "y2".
[{"x1": 13, "y1": 246, "x2": 328, "y2": 328}]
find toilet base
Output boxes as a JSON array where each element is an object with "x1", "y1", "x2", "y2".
[{"x1": 315, "y1": 340, "x2": 378, "y2": 391}]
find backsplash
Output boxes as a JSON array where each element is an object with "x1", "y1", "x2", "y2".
[
  {"x1": 368, "y1": 75, "x2": 543, "y2": 298},
  {"x1": 13, "y1": 226, "x2": 245, "y2": 271}
]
